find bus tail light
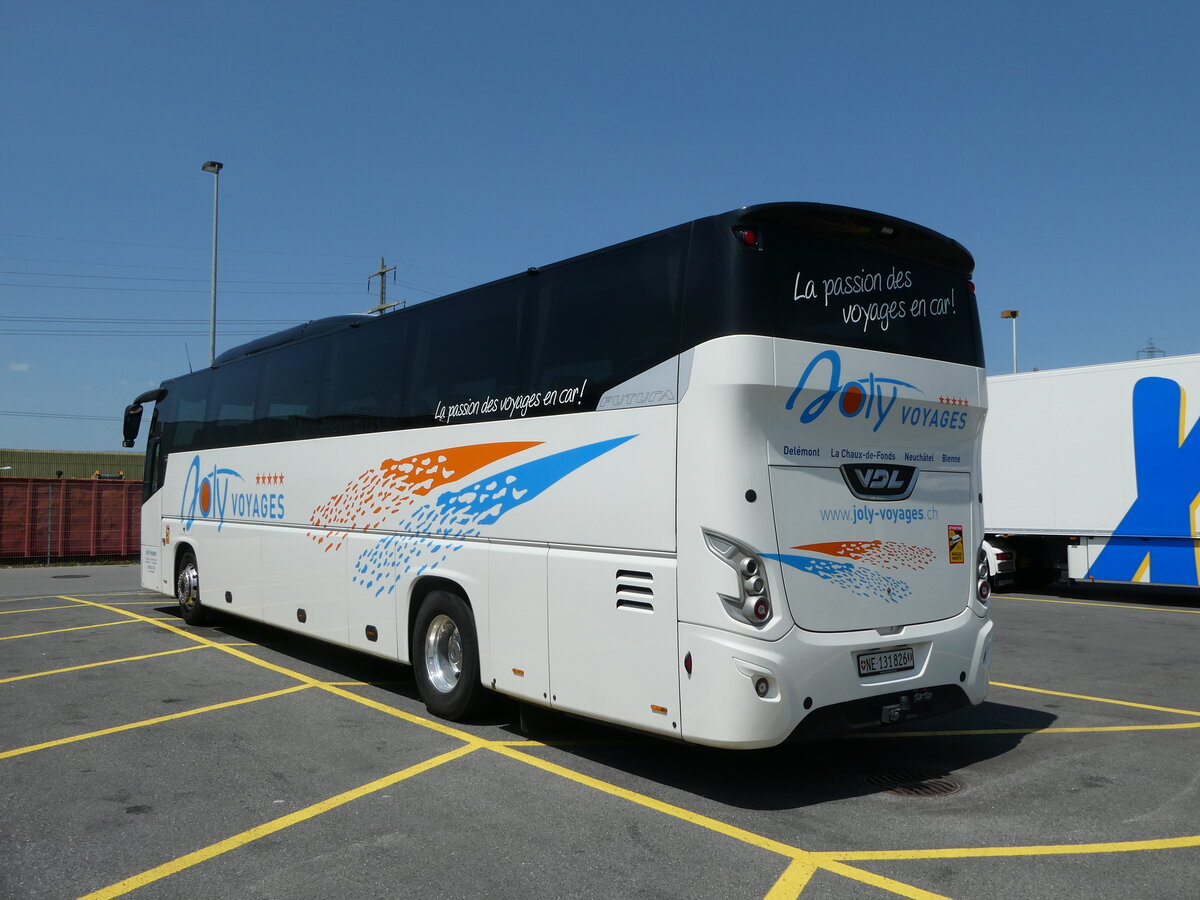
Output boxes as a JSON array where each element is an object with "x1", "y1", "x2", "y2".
[
  {"x1": 732, "y1": 226, "x2": 759, "y2": 247},
  {"x1": 976, "y1": 545, "x2": 991, "y2": 604},
  {"x1": 704, "y1": 529, "x2": 773, "y2": 627}
]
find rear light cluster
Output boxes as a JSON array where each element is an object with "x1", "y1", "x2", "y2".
[
  {"x1": 731, "y1": 226, "x2": 760, "y2": 247},
  {"x1": 976, "y1": 546, "x2": 991, "y2": 603},
  {"x1": 704, "y1": 530, "x2": 772, "y2": 626}
]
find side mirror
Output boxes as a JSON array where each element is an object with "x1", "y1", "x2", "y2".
[
  {"x1": 122, "y1": 404, "x2": 143, "y2": 448},
  {"x1": 122, "y1": 387, "x2": 167, "y2": 447}
]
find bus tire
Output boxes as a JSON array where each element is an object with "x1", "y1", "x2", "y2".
[
  {"x1": 176, "y1": 549, "x2": 209, "y2": 626},
  {"x1": 412, "y1": 589, "x2": 486, "y2": 721}
]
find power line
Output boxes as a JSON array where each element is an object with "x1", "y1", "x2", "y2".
[
  {"x1": 1, "y1": 329, "x2": 280, "y2": 337},
  {"x1": 0, "y1": 281, "x2": 365, "y2": 296},
  {"x1": 0, "y1": 254, "x2": 384, "y2": 279},
  {"x1": 0, "y1": 315, "x2": 296, "y2": 325},
  {"x1": 0, "y1": 269, "x2": 365, "y2": 286},
  {"x1": 0, "y1": 409, "x2": 119, "y2": 422},
  {"x1": 0, "y1": 230, "x2": 367, "y2": 259},
  {"x1": 0, "y1": 231, "x2": 475, "y2": 283}
]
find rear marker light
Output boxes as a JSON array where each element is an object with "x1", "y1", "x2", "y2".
[
  {"x1": 651, "y1": 705, "x2": 669, "y2": 715},
  {"x1": 754, "y1": 678, "x2": 770, "y2": 698},
  {"x1": 683, "y1": 652, "x2": 693, "y2": 676},
  {"x1": 753, "y1": 598, "x2": 770, "y2": 621},
  {"x1": 732, "y1": 226, "x2": 759, "y2": 247}
]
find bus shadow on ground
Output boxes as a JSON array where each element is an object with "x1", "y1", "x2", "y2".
[
  {"x1": 156, "y1": 604, "x2": 1054, "y2": 809},
  {"x1": 520, "y1": 701, "x2": 1056, "y2": 811}
]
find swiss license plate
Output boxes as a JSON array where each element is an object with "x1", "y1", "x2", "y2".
[{"x1": 857, "y1": 647, "x2": 915, "y2": 677}]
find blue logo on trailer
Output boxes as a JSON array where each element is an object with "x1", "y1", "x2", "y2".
[{"x1": 1087, "y1": 377, "x2": 1200, "y2": 586}]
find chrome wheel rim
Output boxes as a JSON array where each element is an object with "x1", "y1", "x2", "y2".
[
  {"x1": 423, "y1": 614, "x2": 462, "y2": 694},
  {"x1": 177, "y1": 562, "x2": 199, "y2": 612}
]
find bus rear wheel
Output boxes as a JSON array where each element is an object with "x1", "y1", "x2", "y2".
[
  {"x1": 176, "y1": 549, "x2": 209, "y2": 626},
  {"x1": 412, "y1": 589, "x2": 487, "y2": 721}
]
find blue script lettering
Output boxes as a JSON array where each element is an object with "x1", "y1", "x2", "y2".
[
  {"x1": 180, "y1": 455, "x2": 244, "y2": 532},
  {"x1": 785, "y1": 349, "x2": 921, "y2": 433}
]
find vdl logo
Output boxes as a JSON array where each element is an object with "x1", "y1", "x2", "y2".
[
  {"x1": 786, "y1": 349, "x2": 921, "y2": 433},
  {"x1": 841, "y1": 464, "x2": 919, "y2": 501}
]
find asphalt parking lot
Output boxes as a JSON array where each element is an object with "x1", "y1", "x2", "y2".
[{"x1": 2, "y1": 565, "x2": 1198, "y2": 900}]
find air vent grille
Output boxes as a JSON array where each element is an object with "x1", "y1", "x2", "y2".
[{"x1": 615, "y1": 569, "x2": 654, "y2": 612}]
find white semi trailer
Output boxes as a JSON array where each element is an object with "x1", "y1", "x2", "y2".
[{"x1": 982, "y1": 354, "x2": 1200, "y2": 589}]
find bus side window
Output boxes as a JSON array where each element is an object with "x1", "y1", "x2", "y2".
[
  {"x1": 403, "y1": 282, "x2": 525, "y2": 427},
  {"x1": 255, "y1": 340, "x2": 327, "y2": 443},
  {"x1": 207, "y1": 358, "x2": 260, "y2": 449},
  {"x1": 527, "y1": 229, "x2": 685, "y2": 405},
  {"x1": 167, "y1": 370, "x2": 211, "y2": 453},
  {"x1": 321, "y1": 315, "x2": 406, "y2": 437}
]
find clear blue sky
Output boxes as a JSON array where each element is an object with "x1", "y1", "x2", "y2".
[{"x1": 3, "y1": 1, "x2": 1198, "y2": 451}]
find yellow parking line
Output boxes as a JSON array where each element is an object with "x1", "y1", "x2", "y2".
[
  {"x1": 998, "y1": 594, "x2": 1200, "y2": 615},
  {"x1": 66, "y1": 596, "x2": 943, "y2": 898},
  {"x1": 0, "y1": 685, "x2": 311, "y2": 760},
  {"x1": 819, "y1": 833, "x2": 1200, "y2": 861},
  {"x1": 849, "y1": 721, "x2": 1200, "y2": 738},
  {"x1": 76, "y1": 744, "x2": 480, "y2": 900},
  {"x1": 0, "y1": 591, "x2": 153, "y2": 604},
  {"x1": 763, "y1": 858, "x2": 818, "y2": 900},
  {"x1": 485, "y1": 741, "x2": 949, "y2": 900},
  {"x1": 0, "y1": 619, "x2": 137, "y2": 641},
  {"x1": 68, "y1": 595, "x2": 1197, "y2": 899},
  {"x1": 0, "y1": 646, "x2": 205, "y2": 684},
  {"x1": 0, "y1": 604, "x2": 84, "y2": 615},
  {"x1": 991, "y1": 681, "x2": 1200, "y2": 718}
]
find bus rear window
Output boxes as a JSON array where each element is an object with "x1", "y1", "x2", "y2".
[{"x1": 754, "y1": 230, "x2": 983, "y2": 367}]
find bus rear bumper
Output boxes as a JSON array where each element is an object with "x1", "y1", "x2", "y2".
[{"x1": 677, "y1": 610, "x2": 992, "y2": 749}]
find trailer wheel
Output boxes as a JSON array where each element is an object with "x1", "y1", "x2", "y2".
[
  {"x1": 176, "y1": 549, "x2": 209, "y2": 626},
  {"x1": 412, "y1": 589, "x2": 487, "y2": 721}
]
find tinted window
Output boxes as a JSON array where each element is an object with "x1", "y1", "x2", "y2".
[
  {"x1": 404, "y1": 281, "x2": 526, "y2": 427},
  {"x1": 255, "y1": 339, "x2": 327, "y2": 443},
  {"x1": 162, "y1": 371, "x2": 210, "y2": 453},
  {"x1": 761, "y1": 230, "x2": 982, "y2": 366},
  {"x1": 206, "y1": 358, "x2": 261, "y2": 448},
  {"x1": 320, "y1": 315, "x2": 406, "y2": 436},
  {"x1": 527, "y1": 228, "x2": 686, "y2": 412}
]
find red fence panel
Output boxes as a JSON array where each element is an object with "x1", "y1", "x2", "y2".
[{"x1": 0, "y1": 478, "x2": 141, "y2": 563}]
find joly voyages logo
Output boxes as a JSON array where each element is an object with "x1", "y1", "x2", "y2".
[
  {"x1": 786, "y1": 349, "x2": 922, "y2": 433},
  {"x1": 180, "y1": 455, "x2": 287, "y2": 531}
]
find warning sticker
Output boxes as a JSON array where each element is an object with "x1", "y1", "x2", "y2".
[{"x1": 947, "y1": 525, "x2": 965, "y2": 564}]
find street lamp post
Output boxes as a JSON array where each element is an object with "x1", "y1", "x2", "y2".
[
  {"x1": 202, "y1": 161, "x2": 224, "y2": 365},
  {"x1": 1000, "y1": 309, "x2": 1019, "y2": 374}
]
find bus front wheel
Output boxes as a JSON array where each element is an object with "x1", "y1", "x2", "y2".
[
  {"x1": 412, "y1": 590, "x2": 486, "y2": 721},
  {"x1": 176, "y1": 549, "x2": 209, "y2": 626}
]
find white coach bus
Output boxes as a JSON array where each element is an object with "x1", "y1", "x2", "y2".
[{"x1": 122, "y1": 203, "x2": 993, "y2": 749}]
